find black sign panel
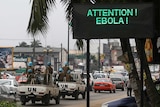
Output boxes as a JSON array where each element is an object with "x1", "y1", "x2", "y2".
[{"x1": 72, "y1": 3, "x2": 154, "y2": 39}]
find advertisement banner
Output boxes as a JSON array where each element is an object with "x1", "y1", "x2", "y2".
[{"x1": 0, "y1": 47, "x2": 13, "y2": 70}]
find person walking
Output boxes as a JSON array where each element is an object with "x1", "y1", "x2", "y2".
[{"x1": 127, "y1": 79, "x2": 132, "y2": 96}]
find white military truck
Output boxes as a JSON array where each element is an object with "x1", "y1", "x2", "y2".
[
  {"x1": 17, "y1": 67, "x2": 60, "y2": 105},
  {"x1": 58, "y1": 71, "x2": 86, "y2": 100}
]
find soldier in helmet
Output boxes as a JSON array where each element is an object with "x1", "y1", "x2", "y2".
[
  {"x1": 26, "y1": 62, "x2": 35, "y2": 84},
  {"x1": 62, "y1": 62, "x2": 72, "y2": 81},
  {"x1": 62, "y1": 62, "x2": 71, "y2": 75},
  {"x1": 46, "y1": 62, "x2": 53, "y2": 74},
  {"x1": 58, "y1": 68, "x2": 64, "y2": 81},
  {"x1": 44, "y1": 62, "x2": 53, "y2": 84}
]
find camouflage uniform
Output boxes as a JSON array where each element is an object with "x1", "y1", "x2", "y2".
[{"x1": 26, "y1": 66, "x2": 35, "y2": 84}]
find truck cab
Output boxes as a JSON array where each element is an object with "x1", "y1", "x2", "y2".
[{"x1": 58, "y1": 71, "x2": 86, "y2": 100}]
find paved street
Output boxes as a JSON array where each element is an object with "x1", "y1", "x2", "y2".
[{"x1": 17, "y1": 89, "x2": 128, "y2": 107}]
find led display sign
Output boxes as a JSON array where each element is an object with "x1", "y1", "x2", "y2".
[{"x1": 72, "y1": 3, "x2": 154, "y2": 39}]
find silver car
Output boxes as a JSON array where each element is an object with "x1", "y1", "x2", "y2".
[
  {"x1": 110, "y1": 74, "x2": 125, "y2": 91},
  {"x1": 0, "y1": 79, "x2": 19, "y2": 95}
]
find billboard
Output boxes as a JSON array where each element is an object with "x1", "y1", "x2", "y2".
[
  {"x1": 0, "y1": 47, "x2": 14, "y2": 70},
  {"x1": 72, "y1": 3, "x2": 154, "y2": 39}
]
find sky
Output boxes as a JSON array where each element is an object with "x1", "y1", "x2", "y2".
[{"x1": 0, "y1": 0, "x2": 135, "y2": 53}]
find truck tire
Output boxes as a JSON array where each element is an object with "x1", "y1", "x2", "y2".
[
  {"x1": 31, "y1": 100, "x2": 35, "y2": 104},
  {"x1": 20, "y1": 96, "x2": 26, "y2": 105},
  {"x1": 55, "y1": 94, "x2": 60, "y2": 104},
  {"x1": 82, "y1": 92, "x2": 86, "y2": 99},
  {"x1": 74, "y1": 90, "x2": 79, "y2": 100},
  {"x1": 43, "y1": 94, "x2": 50, "y2": 106},
  {"x1": 62, "y1": 95, "x2": 65, "y2": 99}
]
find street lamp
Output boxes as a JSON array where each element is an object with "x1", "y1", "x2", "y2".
[{"x1": 43, "y1": 47, "x2": 53, "y2": 65}]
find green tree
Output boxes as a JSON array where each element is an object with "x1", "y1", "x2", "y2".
[{"x1": 17, "y1": 41, "x2": 29, "y2": 47}]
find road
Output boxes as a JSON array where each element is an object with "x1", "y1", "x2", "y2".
[{"x1": 17, "y1": 89, "x2": 128, "y2": 107}]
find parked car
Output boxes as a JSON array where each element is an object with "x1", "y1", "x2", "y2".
[
  {"x1": 0, "y1": 79, "x2": 19, "y2": 95},
  {"x1": 1, "y1": 72, "x2": 15, "y2": 79},
  {"x1": 82, "y1": 72, "x2": 94, "y2": 91},
  {"x1": 101, "y1": 97, "x2": 137, "y2": 107},
  {"x1": 93, "y1": 78, "x2": 116, "y2": 93},
  {"x1": 110, "y1": 74, "x2": 125, "y2": 91}
]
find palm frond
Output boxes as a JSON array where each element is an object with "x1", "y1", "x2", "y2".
[{"x1": 27, "y1": 0, "x2": 56, "y2": 36}]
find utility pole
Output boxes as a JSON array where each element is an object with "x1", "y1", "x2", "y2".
[
  {"x1": 61, "y1": 43, "x2": 62, "y2": 68},
  {"x1": 98, "y1": 39, "x2": 101, "y2": 72},
  {"x1": 33, "y1": 37, "x2": 35, "y2": 65},
  {"x1": 67, "y1": 21, "x2": 70, "y2": 64}
]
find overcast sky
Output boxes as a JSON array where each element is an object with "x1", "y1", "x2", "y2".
[
  {"x1": 0, "y1": 0, "x2": 135, "y2": 53},
  {"x1": 0, "y1": 0, "x2": 76, "y2": 48}
]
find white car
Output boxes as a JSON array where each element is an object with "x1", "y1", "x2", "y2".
[
  {"x1": 1, "y1": 72, "x2": 15, "y2": 79},
  {"x1": 0, "y1": 79, "x2": 19, "y2": 95},
  {"x1": 82, "y1": 73, "x2": 94, "y2": 91}
]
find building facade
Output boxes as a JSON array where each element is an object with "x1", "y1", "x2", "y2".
[{"x1": 13, "y1": 47, "x2": 68, "y2": 71}]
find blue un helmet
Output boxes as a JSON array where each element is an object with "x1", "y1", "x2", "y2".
[
  {"x1": 64, "y1": 62, "x2": 68, "y2": 66},
  {"x1": 28, "y1": 69, "x2": 32, "y2": 73},
  {"x1": 59, "y1": 68, "x2": 63, "y2": 72},
  {"x1": 28, "y1": 62, "x2": 33, "y2": 67},
  {"x1": 47, "y1": 62, "x2": 51, "y2": 66}
]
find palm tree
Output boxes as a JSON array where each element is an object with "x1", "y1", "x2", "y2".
[{"x1": 27, "y1": 0, "x2": 160, "y2": 106}]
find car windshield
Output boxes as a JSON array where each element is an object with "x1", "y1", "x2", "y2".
[
  {"x1": 0, "y1": 80, "x2": 11, "y2": 85},
  {"x1": 93, "y1": 74, "x2": 105, "y2": 79},
  {"x1": 95, "y1": 79, "x2": 110, "y2": 83}
]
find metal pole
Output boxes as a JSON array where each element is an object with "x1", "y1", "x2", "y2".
[
  {"x1": 61, "y1": 43, "x2": 62, "y2": 68},
  {"x1": 140, "y1": 39, "x2": 144, "y2": 107},
  {"x1": 47, "y1": 48, "x2": 49, "y2": 63},
  {"x1": 67, "y1": 22, "x2": 69, "y2": 63},
  {"x1": 98, "y1": 39, "x2": 101, "y2": 72},
  {"x1": 86, "y1": 39, "x2": 90, "y2": 107},
  {"x1": 33, "y1": 37, "x2": 35, "y2": 65}
]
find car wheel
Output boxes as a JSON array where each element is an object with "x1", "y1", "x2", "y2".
[
  {"x1": 94, "y1": 90, "x2": 97, "y2": 93},
  {"x1": 113, "y1": 89, "x2": 116, "y2": 93}
]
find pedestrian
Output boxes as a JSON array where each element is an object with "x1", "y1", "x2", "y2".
[{"x1": 127, "y1": 79, "x2": 132, "y2": 96}]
